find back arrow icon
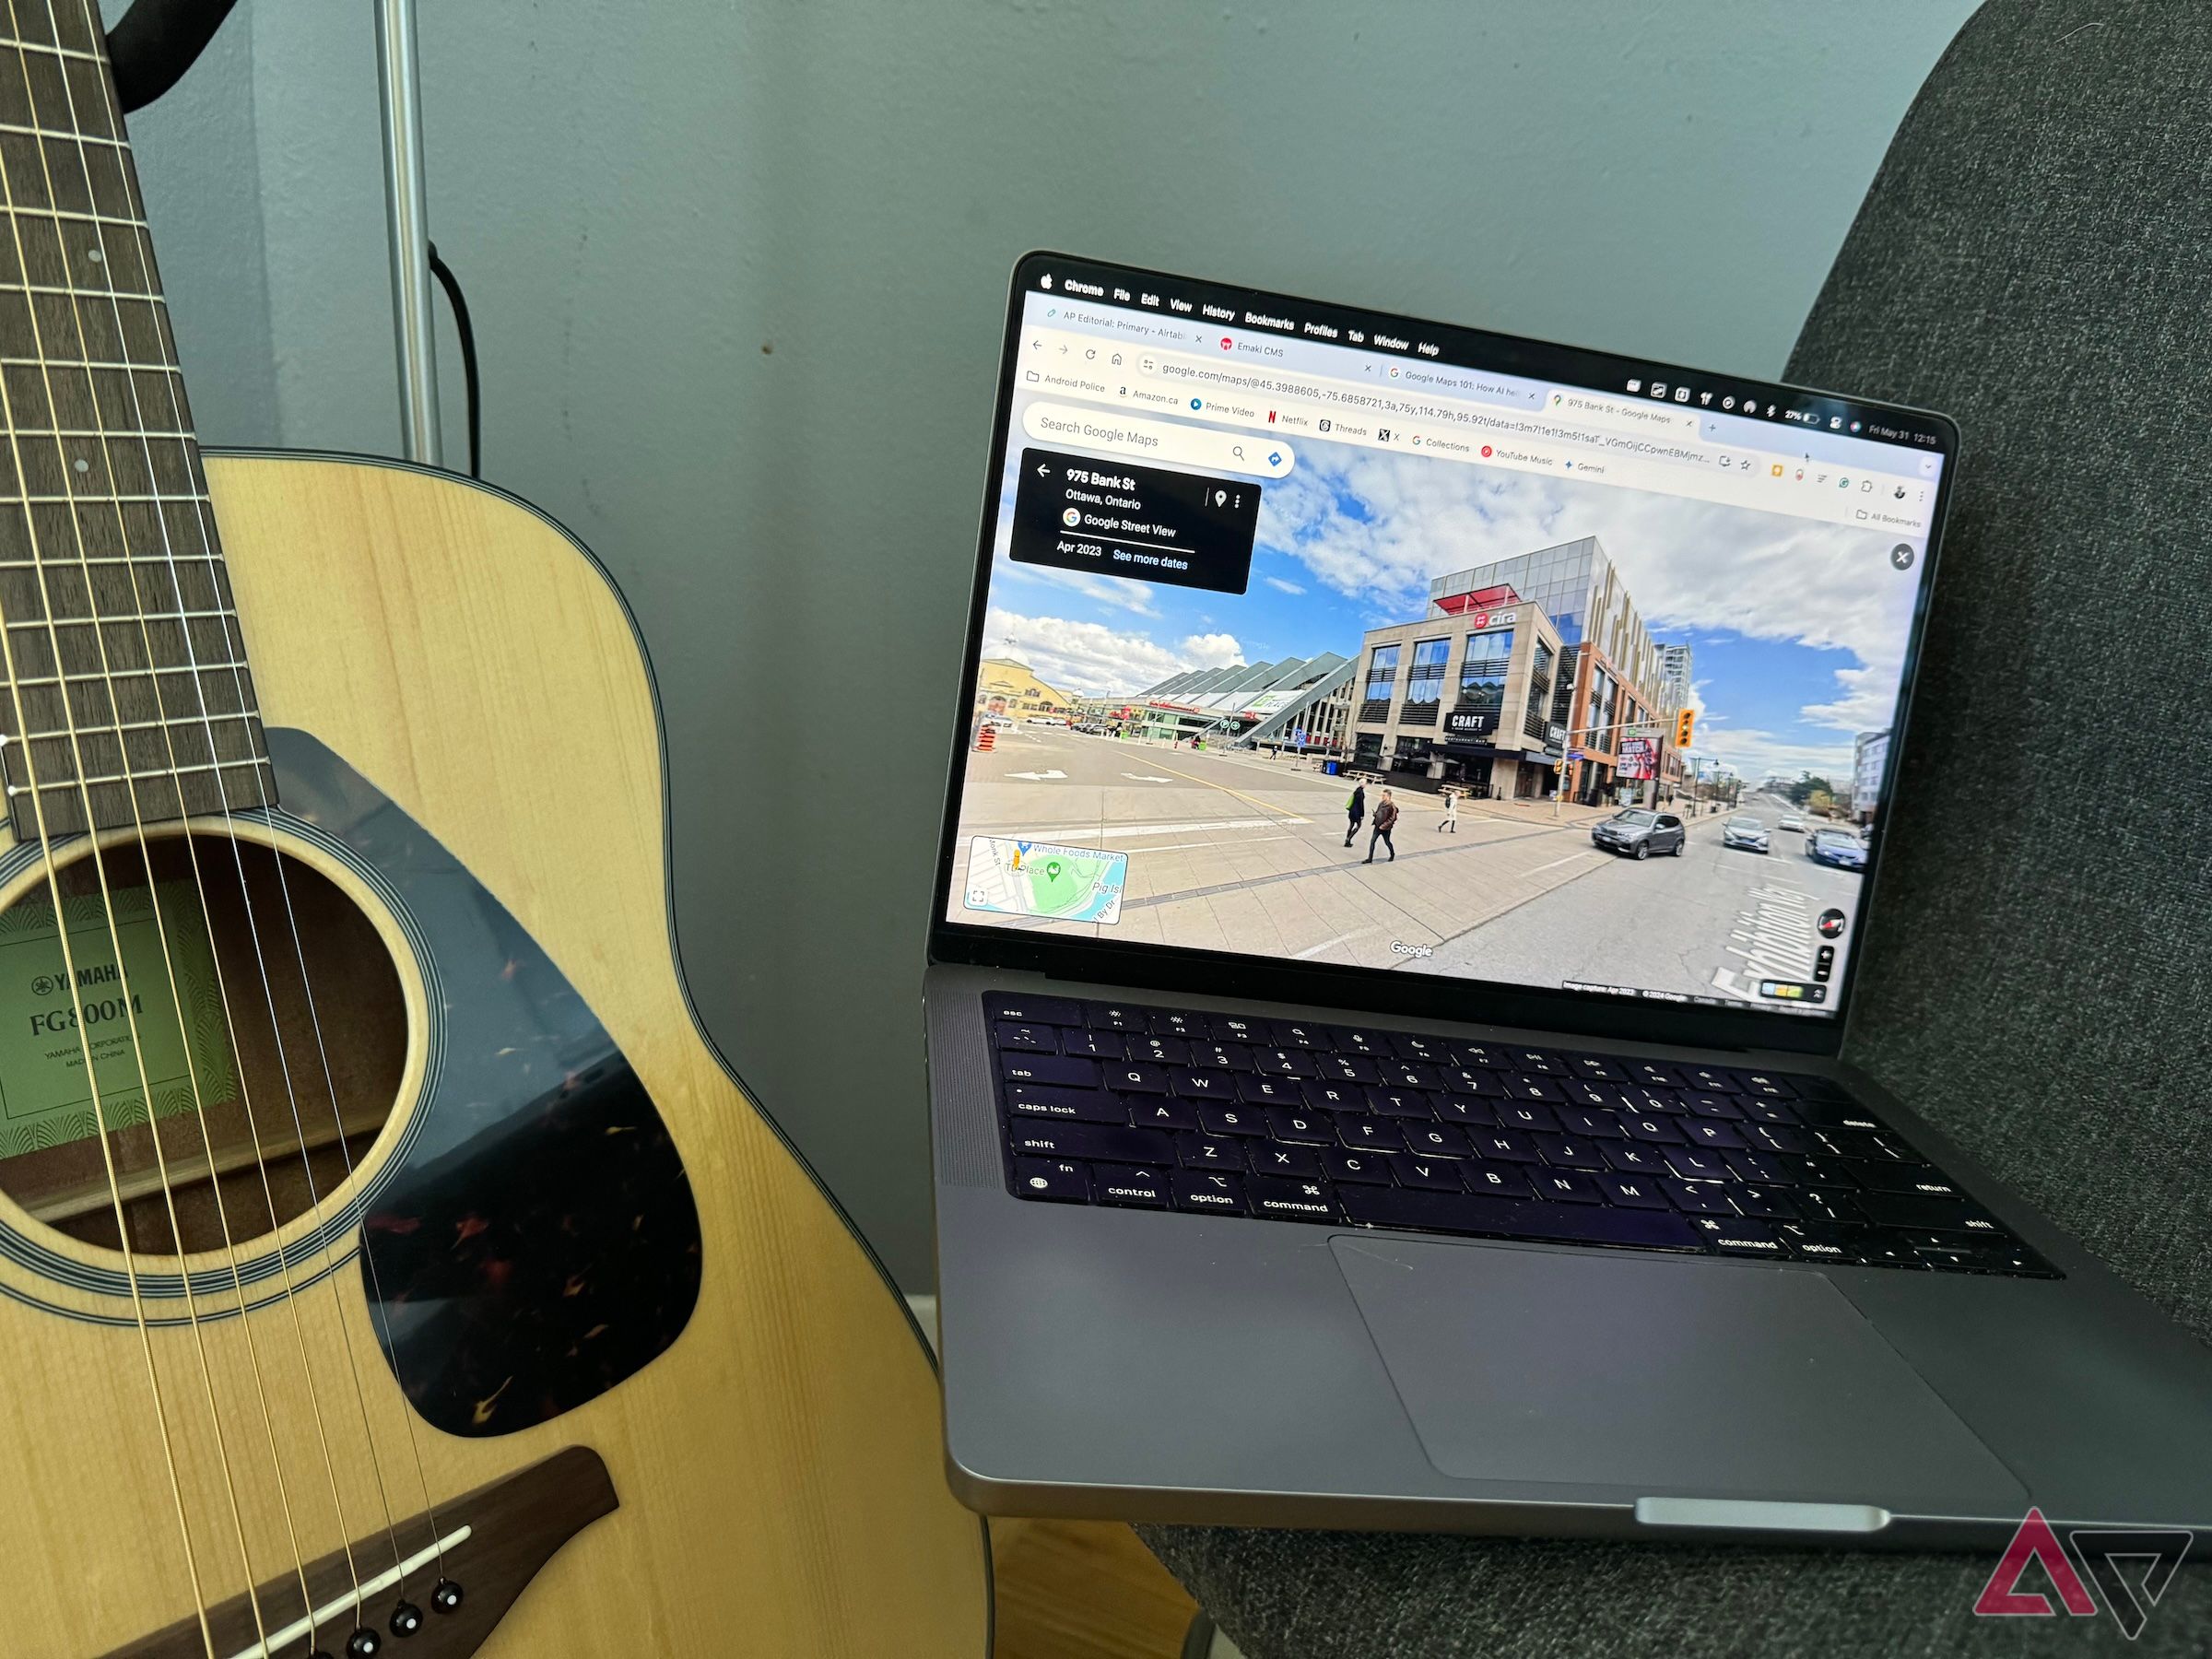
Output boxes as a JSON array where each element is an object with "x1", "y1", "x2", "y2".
[{"x1": 1037, "y1": 463, "x2": 1050, "y2": 477}]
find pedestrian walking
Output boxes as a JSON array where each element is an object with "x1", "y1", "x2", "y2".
[
  {"x1": 1343, "y1": 782, "x2": 1367, "y2": 846},
  {"x1": 1439, "y1": 788, "x2": 1460, "y2": 833},
  {"x1": 1365, "y1": 790, "x2": 1399, "y2": 863}
]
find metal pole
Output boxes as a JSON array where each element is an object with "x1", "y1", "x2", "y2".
[{"x1": 376, "y1": 0, "x2": 441, "y2": 465}]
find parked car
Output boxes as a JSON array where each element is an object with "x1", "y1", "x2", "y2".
[
  {"x1": 1806, "y1": 827, "x2": 1867, "y2": 871},
  {"x1": 1778, "y1": 812, "x2": 1806, "y2": 831},
  {"x1": 1721, "y1": 815, "x2": 1771, "y2": 853},
  {"x1": 1591, "y1": 808, "x2": 1686, "y2": 860}
]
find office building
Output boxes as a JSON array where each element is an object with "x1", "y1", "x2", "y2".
[
  {"x1": 1853, "y1": 728, "x2": 1891, "y2": 825},
  {"x1": 1427, "y1": 537, "x2": 1683, "y2": 804},
  {"x1": 1348, "y1": 594, "x2": 1567, "y2": 798}
]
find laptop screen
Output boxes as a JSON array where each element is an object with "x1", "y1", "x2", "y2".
[{"x1": 936, "y1": 254, "x2": 1952, "y2": 1024}]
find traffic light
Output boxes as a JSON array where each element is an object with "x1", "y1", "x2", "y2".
[{"x1": 1674, "y1": 708, "x2": 1696, "y2": 747}]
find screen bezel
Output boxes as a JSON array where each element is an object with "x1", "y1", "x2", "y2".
[{"x1": 927, "y1": 251, "x2": 1959, "y2": 1058}]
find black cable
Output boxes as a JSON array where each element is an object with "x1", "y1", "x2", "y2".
[{"x1": 427, "y1": 241, "x2": 482, "y2": 478}]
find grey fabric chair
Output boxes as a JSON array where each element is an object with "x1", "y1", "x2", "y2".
[{"x1": 1138, "y1": 1, "x2": 2212, "y2": 1651}]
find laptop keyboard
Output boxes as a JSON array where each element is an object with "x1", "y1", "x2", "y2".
[{"x1": 984, "y1": 994, "x2": 2058, "y2": 1278}]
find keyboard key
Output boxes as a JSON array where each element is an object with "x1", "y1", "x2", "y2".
[
  {"x1": 1402, "y1": 1122, "x2": 1474, "y2": 1158},
  {"x1": 1440, "y1": 1068, "x2": 1504, "y2": 1098},
  {"x1": 1268, "y1": 1018, "x2": 1335, "y2": 1050},
  {"x1": 1389, "y1": 1155, "x2": 1467, "y2": 1192},
  {"x1": 1379, "y1": 1064, "x2": 1440, "y2": 1091},
  {"x1": 1187, "y1": 1043, "x2": 1251, "y2": 1071},
  {"x1": 1619, "y1": 1114, "x2": 1685, "y2": 1145},
  {"x1": 1171, "y1": 1070, "x2": 1236, "y2": 1100},
  {"x1": 1129, "y1": 1097, "x2": 1200, "y2": 1132},
  {"x1": 1253, "y1": 1048, "x2": 1321, "y2": 1078},
  {"x1": 1390, "y1": 1033, "x2": 1451, "y2": 1063},
  {"x1": 1010, "y1": 1158, "x2": 1089, "y2": 1202},
  {"x1": 1688, "y1": 1216, "x2": 1786, "y2": 1257},
  {"x1": 1059, "y1": 1029, "x2": 1127, "y2": 1060},
  {"x1": 1501, "y1": 1075, "x2": 1561, "y2": 1102},
  {"x1": 1197, "y1": 1103, "x2": 1267, "y2": 1137},
  {"x1": 1365, "y1": 1088, "x2": 1437, "y2": 1119},
  {"x1": 988, "y1": 994, "x2": 1081, "y2": 1026},
  {"x1": 1722, "y1": 1150, "x2": 1790, "y2": 1184},
  {"x1": 1795, "y1": 1187, "x2": 1864, "y2": 1224},
  {"x1": 1005, "y1": 1085, "x2": 1128, "y2": 1124},
  {"x1": 1684, "y1": 1094, "x2": 1745, "y2": 1120},
  {"x1": 1085, "y1": 1004, "x2": 1151, "y2": 1031},
  {"x1": 1207, "y1": 1014, "x2": 1267, "y2": 1044},
  {"x1": 993, "y1": 1021, "x2": 1058, "y2": 1053},
  {"x1": 1248, "y1": 1142, "x2": 1324, "y2": 1179},
  {"x1": 1247, "y1": 1175, "x2": 1337, "y2": 1222},
  {"x1": 1338, "y1": 1185, "x2": 1701, "y2": 1251},
  {"x1": 1128, "y1": 1035, "x2": 1191, "y2": 1065},
  {"x1": 1321, "y1": 1148, "x2": 1394, "y2": 1185},
  {"x1": 1729, "y1": 1069, "x2": 1796, "y2": 1099},
  {"x1": 1317, "y1": 1054, "x2": 1381, "y2": 1084},
  {"x1": 1099, "y1": 1061, "x2": 1170, "y2": 1093},
  {"x1": 1174, "y1": 1134, "x2": 1245, "y2": 1170},
  {"x1": 1300, "y1": 1080, "x2": 1364, "y2": 1112},
  {"x1": 1434, "y1": 1095, "x2": 1500, "y2": 1128},
  {"x1": 1451, "y1": 1042, "x2": 1512, "y2": 1071},
  {"x1": 1149, "y1": 1010, "x2": 1203, "y2": 1038},
  {"x1": 1509, "y1": 1048, "x2": 1565, "y2": 1076},
  {"x1": 1628, "y1": 1060, "x2": 1682, "y2": 1088},
  {"x1": 1854, "y1": 1193, "x2": 2006, "y2": 1235},
  {"x1": 1093, "y1": 1164, "x2": 1170, "y2": 1208},
  {"x1": 1001, "y1": 1054, "x2": 1101, "y2": 1088},
  {"x1": 1560, "y1": 1108, "x2": 1627, "y2": 1140},
  {"x1": 1663, "y1": 1146, "x2": 1731, "y2": 1180},
  {"x1": 1768, "y1": 1155, "x2": 1860, "y2": 1188},
  {"x1": 1529, "y1": 1170, "x2": 1602, "y2": 1205},
  {"x1": 1335, "y1": 1029, "x2": 1392, "y2": 1056},
  {"x1": 1741, "y1": 1123, "x2": 1813, "y2": 1155},
  {"x1": 1600, "y1": 1142, "x2": 1669, "y2": 1174},
  {"x1": 1773, "y1": 1220, "x2": 1866, "y2": 1263},
  {"x1": 1731, "y1": 1184, "x2": 1800, "y2": 1220},
  {"x1": 1569, "y1": 1055, "x2": 1625, "y2": 1082},
  {"x1": 1683, "y1": 1119, "x2": 1745, "y2": 1149},
  {"x1": 1596, "y1": 1173, "x2": 1669, "y2": 1209},
  {"x1": 1533, "y1": 1136, "x2": 1606, "y2": 1171},
  {"x1": 1171, "y1": 1171, "x2": 1246, "y2": 1215},
  {"x1": 1461, "y1": 1161, "x2": 1535, "y2": 1199},
  {"x1": 1790, "y1": 1098, "x2": 1884, "y2": 1131},
  {"x1": 1471, "y1": 1129, "x2": 1539, "y2": 1164},
  {"x1": 1741, "y1": 1098, "x2": 1801, "y2": 1125},
  {"x1": 1853, "y1": 1237, "x2": 1926, "y2": 1268},
  {"x1": 1676, "y1": 1063, "x2": 1739, "y2": 1093},
  {"x1": 1235, "y1": 1074, "x2": 1306, "y2": 1107},
  {"x1": 1335, "y1": 1116, "x2": 1406, "y2": 1152},
  {"x1": 1497, "y1": 1102, "x2": 1560, "y2": 1133},
  {"x1": 1854, "y1": 1163, "x2": 1964, "y2": 1197},
  {"x1": 1264, "y1": 1109, "x2": 1335, "y2": 1145},
  {"x1": 1662, "y1": 1179, "x2": 1735, "y2": 1215},
  {"x1": 1009, "y1": 1122, "x2": 1174, "y2": 1164}
]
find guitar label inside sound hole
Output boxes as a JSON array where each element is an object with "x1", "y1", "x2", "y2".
[{"x1": 0, "y1": 830, "x2": 406, "y2": 1257}]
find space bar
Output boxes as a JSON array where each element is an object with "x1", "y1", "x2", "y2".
[{"x1": 1338, "y1": 1186, "x2": 1705, "y2": 1251}]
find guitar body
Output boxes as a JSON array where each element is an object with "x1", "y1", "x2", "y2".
[{"x1": 0, "y1": 453, "x2": 988, "y2": 1655}]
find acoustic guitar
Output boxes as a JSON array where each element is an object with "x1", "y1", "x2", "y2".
[{"x1": 0, "y1": 7, "x2": 988, "y2": 1655}]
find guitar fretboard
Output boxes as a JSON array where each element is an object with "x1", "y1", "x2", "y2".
[{"x1": 0, "y1": 7, "x2": 271, "y2": 839}]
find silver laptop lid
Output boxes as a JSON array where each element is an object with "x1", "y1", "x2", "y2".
[{"x1": 929, "y1": 253, "x2": 1958, "y2": 1057}]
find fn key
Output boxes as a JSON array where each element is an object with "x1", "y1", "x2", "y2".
[{"x1": 1011, "y1": 1158, "x2": 1089, "y2": 1202}]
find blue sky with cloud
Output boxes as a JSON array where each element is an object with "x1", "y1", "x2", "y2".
[{"x1": 982, "y1": 419, "x2": 1923, "y2": 784}]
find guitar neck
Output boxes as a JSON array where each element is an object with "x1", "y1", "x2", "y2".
[{"x1": 0, "y1": 6, "x2": 271, "y2": 840}]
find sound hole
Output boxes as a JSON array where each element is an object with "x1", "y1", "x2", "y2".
[{"x1": 0, "y1": 830, "x2": 407, "y2": 1257}]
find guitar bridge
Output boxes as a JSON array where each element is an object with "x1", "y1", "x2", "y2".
[{"x1": 102, "y1": 1446, "x2": 617, "y2": 1659}]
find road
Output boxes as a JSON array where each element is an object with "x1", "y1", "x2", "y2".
[{"x1": 956, "y1": 728, "x2": 1862, "y2": 1010}]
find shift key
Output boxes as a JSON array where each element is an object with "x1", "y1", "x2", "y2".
[{"x1": 1007, "y1": 1122, "x2": 1175, "y2": 1165}]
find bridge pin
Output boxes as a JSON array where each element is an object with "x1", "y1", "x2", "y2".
[
  {"x1": 430, "y1": 1579, "x2": 465, "y2": 1615},
  {"x1": 390, "y1": 1599, "x2": 425, "y2": 1638},
  {"x1": 346, "y1": 1628, "x2": 382, "y2": 1657}
]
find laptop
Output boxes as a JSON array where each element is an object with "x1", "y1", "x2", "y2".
[{"x1": 923, "y1": 252, "x2": 2212, "y2": 1548}]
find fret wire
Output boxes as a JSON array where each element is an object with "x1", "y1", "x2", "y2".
[
  {"x1": 0, "y1": 283, "x2": 166, "y2": 302},
  {"x1": 7, "y1": 660, "x2": 250, "y2": 687},
  {"x1": 6, "y1": 608, "x2": 238, "y2": 627},
  {"x1": 0, "y1": 555, "x2": 218, "y2": 567},
  {"x1": 0, "y1": 123, "x2": 125, "y2": 148},
  {"x1": 0, "y1": 428, "x2": 196, "y2": 439},
  {"x1": 8, "y1": 758, "x2": 271, "y2": 795},
  {"x1": 1, "y1": 493, "x2": 210, "y2": 503},
  {"x1": 0, "y1": 39, "x2": 102, "y2": 64},
  {"x1": 14, "y1": 710, "x2": 259, "y2": 739},
  {"x1": 0, "y1": 357, "x2": 177, "y2": 371},
  {"x1": 0, "y1": 206, "x2": 149, "y2": 228}
]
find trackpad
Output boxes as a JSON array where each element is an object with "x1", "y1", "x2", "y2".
[{"x1": 1332, "y1": 1236, "x2": 2026, "y2": 1508}]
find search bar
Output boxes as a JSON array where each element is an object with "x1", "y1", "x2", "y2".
[{"x1": 1021, "y1": 403, "x2": 1295, "y2": 478}]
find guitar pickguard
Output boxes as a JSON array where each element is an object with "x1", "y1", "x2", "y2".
[{"x1": 264, "y1": 728, "x2": 702, "y2": 1438}]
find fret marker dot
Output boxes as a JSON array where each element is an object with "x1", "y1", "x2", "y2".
[
  {"x1": 87, "y1": 249, "x2": 103, "y2": 264},
  {"x1": 74, "y1": 458, "x2": 89, "y2": 474}
]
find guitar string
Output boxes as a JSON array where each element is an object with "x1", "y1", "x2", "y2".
[
  {"x1": 15, "y1": 6, "x2": 375, "y2": 1641},
  {"x1": 59, "y1": 0, "x2": 443, "y2": 1602},
  {"x1": 0, "y1": 25, "x2": 236, "y2": 1656}
]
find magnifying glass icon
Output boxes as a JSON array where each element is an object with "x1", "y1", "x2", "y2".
[{"x1": 1232, "y1": 445, "x2": 1244, "y2": 459}]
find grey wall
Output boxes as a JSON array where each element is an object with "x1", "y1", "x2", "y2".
[{"x1": 121, "y1": 0, "x2": 1977, "y2": 1290}]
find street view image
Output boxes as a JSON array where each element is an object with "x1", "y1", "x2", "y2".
[{"x1": 951, "y1": 418, "x2": 1920, "y2": 1015}]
